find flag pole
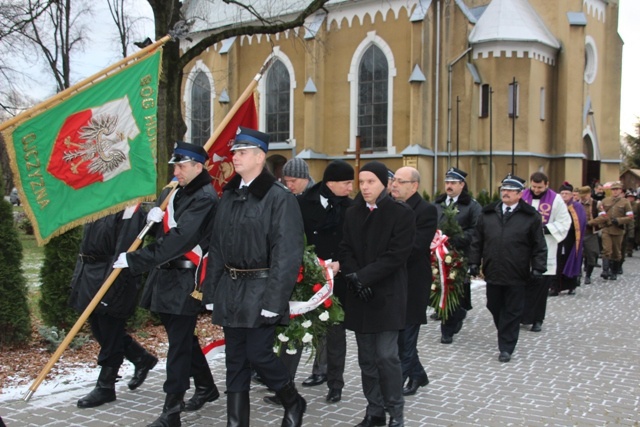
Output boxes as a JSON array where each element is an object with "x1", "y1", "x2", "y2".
[
  {"x1": 0, "y1": 35, "x2": 172, "y2": 133},
  {"x1": 23, "y1": 60, "x2": 273, "y2": 402},
  {"x1": 202, "y1": 57, "x2": 274, "y2": 152}
]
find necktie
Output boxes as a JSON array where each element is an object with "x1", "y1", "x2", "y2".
[
  {"x1": 369, "y1": 206, "x2": 375, "y2": 212},
  {"x1": 504, "y1": 206, "x2": 512, "y2": 217},
  {"x1": 447, "y1": 198, "x2": 453, "y2": 206}
]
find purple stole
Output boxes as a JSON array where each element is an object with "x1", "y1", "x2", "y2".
[
  {"x1": 562, "y1": 201, "x2": 587, "y2": 278},
  {"x1": 522, "y1": 188, "x2": 557, "y2": 225}
]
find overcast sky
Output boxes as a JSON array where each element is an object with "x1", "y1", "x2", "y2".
[{"x1": 19, "y1": 1, "x2": 640, "y2": 136}]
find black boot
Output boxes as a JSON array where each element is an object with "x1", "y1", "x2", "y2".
[
  {"x1": 584, "y1": 265, "x2": 594, "y2": 284},
  {"x1": 184, "y1": 368, "x2": 219, "y2": 411},
  {"x1": 609, "y1": 261, "x2": 618, "y2": 280},
  {"x1": 276, "y1": 381, "x2": 306, "y2": 427},
  {"x1": 616, "y1": 260, "x2": 623, "y2": 275},
  {"x1": 600, "y1": 259, "x2": 611, "y2": 280},
  {"x1": 77, "y1": 365, "x2": 119, "y2": 408},
  {"x1": 125, "y1": 341, "x2": 158, "y2": 390},
  {"x1": 227, "y1": 391, "x2": 250, "y2": 427},
  {"x1": 147, "y1": 393, "x2": 184, "y2": 427}
]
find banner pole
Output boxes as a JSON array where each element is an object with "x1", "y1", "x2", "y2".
[
  {"x1": 1, "y1": 35, "x2": 172, "y2": 133},
  {"x1": 202, "y1": 58, "x2": 274, "y2": 152}
]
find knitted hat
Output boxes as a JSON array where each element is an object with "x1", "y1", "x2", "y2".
[
  {"x1": 558, "y1": 181, "x2": 573, "y2": 193},
  {"x1": 577, "y1": 186, "x2": 591, "y2": 196},
  {"x1": 323, "y1": 160, "x2": 354, "y2": 182},
  {"x1": 360, "y1": 161, "x2": 389, "y2": 188},
  {"x1": 283, "y1": 158, "x2": 310, "y2": 179}
]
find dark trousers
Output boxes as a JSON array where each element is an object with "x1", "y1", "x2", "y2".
[
  {"x1": 486, "y1": 284, "x2": 525, "y2": 354},
  {"x1": 583, "y1": 234, "x2": 600, "y2": 268},
  {"x1": 522, "y1": 275, "x2": 551, "y2": 324},
  {"x1": 159, "y1": 312, "x2": 206, "y2": 394},
  {"x1": 325, "y1": 323, "x2": 347, "y2": 390},
  {"x1": 398, "y1": 324, "x2": 426, "y2": 383},
  {"x1": 441, "y1": 306, "x2": 468, "y2": 337},
  {"x1": 90, "y1": 313, "x2": 132, "y2": 368},
  {"x1": 278, "y1": 344, "x2": 303, "y2": 381},
  {"x1": 224, "y1": 326, "x2": 290, "y2": 393},
  {"x1": 311, "y1": 336, "x2": 328, "y2": 376},
  {"x1": 355, "y1": 330, "x2": 404, "y2": 419}
]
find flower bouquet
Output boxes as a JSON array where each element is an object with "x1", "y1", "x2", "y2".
[
  {"x1": 429, "y1": 203, "x2": 467, "y2": 321},
  {"x1": 274, "y1": 244, "x2": 344, "y2": 356}
]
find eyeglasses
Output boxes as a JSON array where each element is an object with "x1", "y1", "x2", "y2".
[{"x1": 393, "y1": 179, "x2": 416, "y2": 185}]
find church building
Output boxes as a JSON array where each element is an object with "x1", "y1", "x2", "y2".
[{"x1": 180, "y1": 0, "x2": 622, "y2": 195}]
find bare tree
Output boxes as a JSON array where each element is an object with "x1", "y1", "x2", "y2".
[
  {"x1": 106, "y1": 0, "x2": 149, "y2": 58},
  {"x1": 147, "y1": 0, "x2": 330, "y2": 187}
]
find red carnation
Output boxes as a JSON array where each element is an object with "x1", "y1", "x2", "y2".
[
  {"x1": 323, "y1": 299, "x2": 333, "y2": 308},
  {"x1": 296, "y1": 266, "x2": 304, "y2": 283},
  {"x1": 312, "y1": 284, "x2": 323, "y2": 293}
]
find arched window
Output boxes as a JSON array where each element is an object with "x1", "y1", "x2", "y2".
[
  {"x1": 358, "y1": 45, "x2": 388, "y2": 151},
  {"x1": 190, "y1": 71, "x2": 211, "y2": 146},
  {"x1": 266, "y1": 60, "x2": 291, "y2": 143}
]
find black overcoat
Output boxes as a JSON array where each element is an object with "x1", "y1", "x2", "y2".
[
  {"x1": 339, "y1": 192, "x2": 416, "y2": 333},
  {"x1": 68, "y1": 207, "x2": 145, "y2": 318},
  {"x1": 204, "y1": 170, "x2": 304, "y2": 328},
  {"x1": 468, "y1": 200, "x2": 547, "y2": 286},
  {"x1": 297, "y1": 182, "x2": 353, "y2": 305},
  {"x1": 404, "y1": 192, "x2": 437, "y2": 325},
  {"x1": 128, "y1": 170, "x2": 218, "y2": 316}
]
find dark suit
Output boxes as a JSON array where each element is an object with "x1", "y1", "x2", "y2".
[
  {"x1": 339, "y1": 191, "x2": 415, "y2": 420},
  {"x1": 397, "y1": 192, "x2": 437, "y2": 383}
]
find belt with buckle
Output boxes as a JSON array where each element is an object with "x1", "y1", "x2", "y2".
[
  {"x1": 159, "y1": 260, "x2": 197, "y2": 269},
  {"x1": 225, "y1": 265, "x2": 270, "y2": 280}
]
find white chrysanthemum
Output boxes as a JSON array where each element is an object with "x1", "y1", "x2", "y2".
[
  {"x1": 302, "y1": 333, "x2": 313, "y2": 343},
  {"x1": 445, "y1": 255, "x2": 452, "y2": 264},
  {"x1": 273, "y1": 346, "x2": 279, "y2": 353},
  {"x1": 319, "y1": 311, "x2": 330, "y2": 321},
  {"x1": 278, "y1": 333, "x2": 289, "y2": 342},
  {"x1": 432, "y1": 268, "x2": 439, "y2": 276},
  {"x1": 431, "y1": 284, "x2": 437, "y2": 291},
  {"x1": 302, "y1": 320, "x2": 312, "y2": 328},
  {"x1": 449, "y1": 271, "x2": 456, "y2": 280},
  {"x1": 286, "y1": 348, "x2": 298, "y2": 355}
]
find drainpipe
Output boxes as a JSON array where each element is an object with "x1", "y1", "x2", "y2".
[
  {"x1": 446, "y1": 47, "x2": 472, "y2": 167},
  {"x1": 433, "y1": 0, "x2": 441, "y2": 196}
]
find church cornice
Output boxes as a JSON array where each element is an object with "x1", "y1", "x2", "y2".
[
  {"x1": 583, "y1": 0, "x2": 606, "y2": 22},
  {"x1": 471, "y1": 40, "x2": 558, "y2": 65}
]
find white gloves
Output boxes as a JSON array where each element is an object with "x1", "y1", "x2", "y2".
[
  {"x1": 147, "y1": 207, "x2": 165, "y2": 224},
  {"x1": 113, "y1": 252, "x2": 129, "y2": 269},
  {"x1": 260, "y1": 309, "x2": 278, "y2": 317}
]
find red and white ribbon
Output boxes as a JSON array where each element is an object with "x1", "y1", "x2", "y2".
[
  {"x1": 430, "y1": 230, "x2": 450, "y2": 310},
  {"x1": 289, "y1": 257, "x2": 334, "y2": 317}
]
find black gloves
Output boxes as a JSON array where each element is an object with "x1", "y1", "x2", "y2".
[
  {"x1": 468, "y1": 264, "x2": 479, "y2": 277},
  {"x1": 532, "y1": 269, "x2": 544, "y2": 277},
  {"x1": 543, "y1": 225, "x2": 551, "y2": 235},
  {"x1": 345, "y1": 273, "x2": 374, "y2": 302},
  {"x1": 611, "y1": 218, "x2": 619, "y2": 226}
]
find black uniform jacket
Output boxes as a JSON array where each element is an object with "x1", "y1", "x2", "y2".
[
  {"x1": 339, "y1": 191, "x2": 416, "y2": 333},
  {"x1": 468, "y1": 200, "x2": 547, "y2": 287},
  {"x1": 204, "y1": 169, "x2": 304, "y2": 328},
  {"x1": 68, "y1": 208, "x2": 145, "y2": 318},
  {"x1": 128, "y1": 170, "x2": 218, "y2": 316}
]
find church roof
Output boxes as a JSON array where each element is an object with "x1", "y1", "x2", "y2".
[{"x1": 468, "y1": 0, "x2": 560, "y2": 49}]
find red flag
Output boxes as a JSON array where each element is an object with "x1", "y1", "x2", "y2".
[{"x1": 205, "y1": 95, "x2": 258, "y2": 194}]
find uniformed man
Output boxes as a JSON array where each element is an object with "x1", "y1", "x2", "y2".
[
  {"x1": 70, "y1": 206, "x2": 157, "y2": 409},
  {"x1": 578, "y1": 186, "x2": 600, "y2": 284},
  {"x1": 433, "y1": 167, "x2": 481, "y2": 344},
  {"x1": 623, "y1": 190, "x2": 637, "y2": 259},
  {"x1": 592, "y1": 181, "x2": 634, "y2": 280},
  {"x1": 204, "y1": 127, "x2": 306, "y2": 427},
  {"x1": 114, "y1": 141, "x2": 220, "y2": 427}
]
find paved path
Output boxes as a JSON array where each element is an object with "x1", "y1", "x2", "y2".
[{"x1": 2, "y1": 257, "x2": 640, "y2": 426}]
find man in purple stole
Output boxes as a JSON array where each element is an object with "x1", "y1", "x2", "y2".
[
  {"x1": 520, "y1": 172, "x2": 571, "y2": 332},
  {"x1": 550, "y1": 182, "x2": 587, "y2": 295}
]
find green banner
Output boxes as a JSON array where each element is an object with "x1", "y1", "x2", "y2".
[{"x1": 3, "y1": 50, "x2": 161, "y2": 244}]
